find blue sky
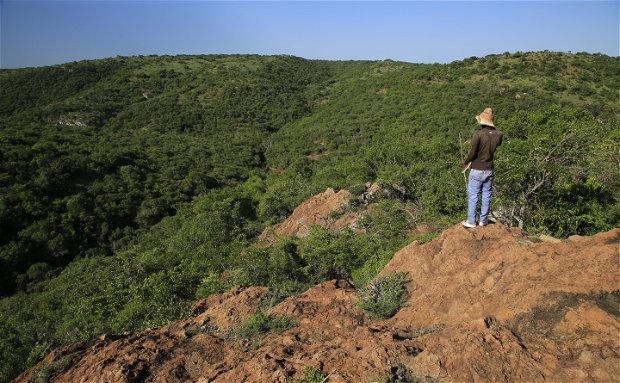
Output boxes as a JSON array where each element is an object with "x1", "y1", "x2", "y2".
[{"x1": 1, "y1": 1, "x2": 618, "y2": 68}]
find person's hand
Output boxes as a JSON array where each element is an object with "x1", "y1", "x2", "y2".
[{"x1": 461, "y1": 162, "x2": 471, "y2": 173}]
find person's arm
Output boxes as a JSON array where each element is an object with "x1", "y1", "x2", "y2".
[{"x1": 463, "y1": 132, "x2": 479, "y2": 165}]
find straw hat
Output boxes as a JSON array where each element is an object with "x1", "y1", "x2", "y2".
[{"x1": 475, "y1": 107, "x2": 495, "y2": 127}]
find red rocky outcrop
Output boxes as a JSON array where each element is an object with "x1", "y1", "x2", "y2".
[{"x1": 16, "y1": 224, "x2": 619, "y2": 382}]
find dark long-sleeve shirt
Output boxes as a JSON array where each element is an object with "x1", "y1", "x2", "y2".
[{"x1": 464, "y1": 126, "x2": 503, "y2": 170}]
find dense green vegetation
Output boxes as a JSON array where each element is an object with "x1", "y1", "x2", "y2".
[{"x1": 0, "y1": 52, "x2": 618, "y2": 382}]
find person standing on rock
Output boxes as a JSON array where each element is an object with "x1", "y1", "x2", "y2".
[{"x1": 462, "y1": 107, "x2": 503, "y2": 228}]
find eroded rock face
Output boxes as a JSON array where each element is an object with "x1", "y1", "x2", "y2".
[{"x1": 16, "y1": 225, "x2": 620, "y2": 382}]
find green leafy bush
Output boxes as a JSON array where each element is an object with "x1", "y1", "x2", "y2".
[
  {"x1": 232, "y1": 312, "x2": 297, "y2": 339},
  {"x1": 494, "y1": 106, "x2": 619, "y2": 236},
  {"x1": 294, "y1": 366, "x2": 328, "y2": 383},
  {"x1": 351, "y1": 249, "x2": 395, "y2": 288},
  {"x1": 357, "y1": 272, "x2": 409, "y2": 319},
  {"x1": 32, "y1": 356, "x2": 72, "y2": 383}
]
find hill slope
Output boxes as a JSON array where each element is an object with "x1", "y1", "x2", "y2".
[
  {"x1": 1, "y1": 52, "x2": 619, "y2": 382},
  {"x1": 1, "y1": 52, "x2": 618, "y2": 297},
  {"x1": 16, "y1": 223, "x2": 619, "y2": 382}
]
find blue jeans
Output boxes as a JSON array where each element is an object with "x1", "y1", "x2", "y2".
[{"x1": 467, "y1": 169, "x2": 494, "y2": 225}]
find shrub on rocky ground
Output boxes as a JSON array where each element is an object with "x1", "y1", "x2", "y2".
[
  {"x1": 357, "y1": 272, "x2": 409, "y2": 319},
  {"x1": 232, "y1": 312, "x2": 297, "y2": 339}
]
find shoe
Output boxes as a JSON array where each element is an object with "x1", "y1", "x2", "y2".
[
  {"x1": 462, "y1": 221, "x2": 476, "y2": 228},
  {"x1": 478, "y1": 221, "x2": 487, "y2": 227}
]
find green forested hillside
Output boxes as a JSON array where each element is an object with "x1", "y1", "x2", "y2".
[{"x1": 0, "y1": 52, "x2": 618, "y2": 381}]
